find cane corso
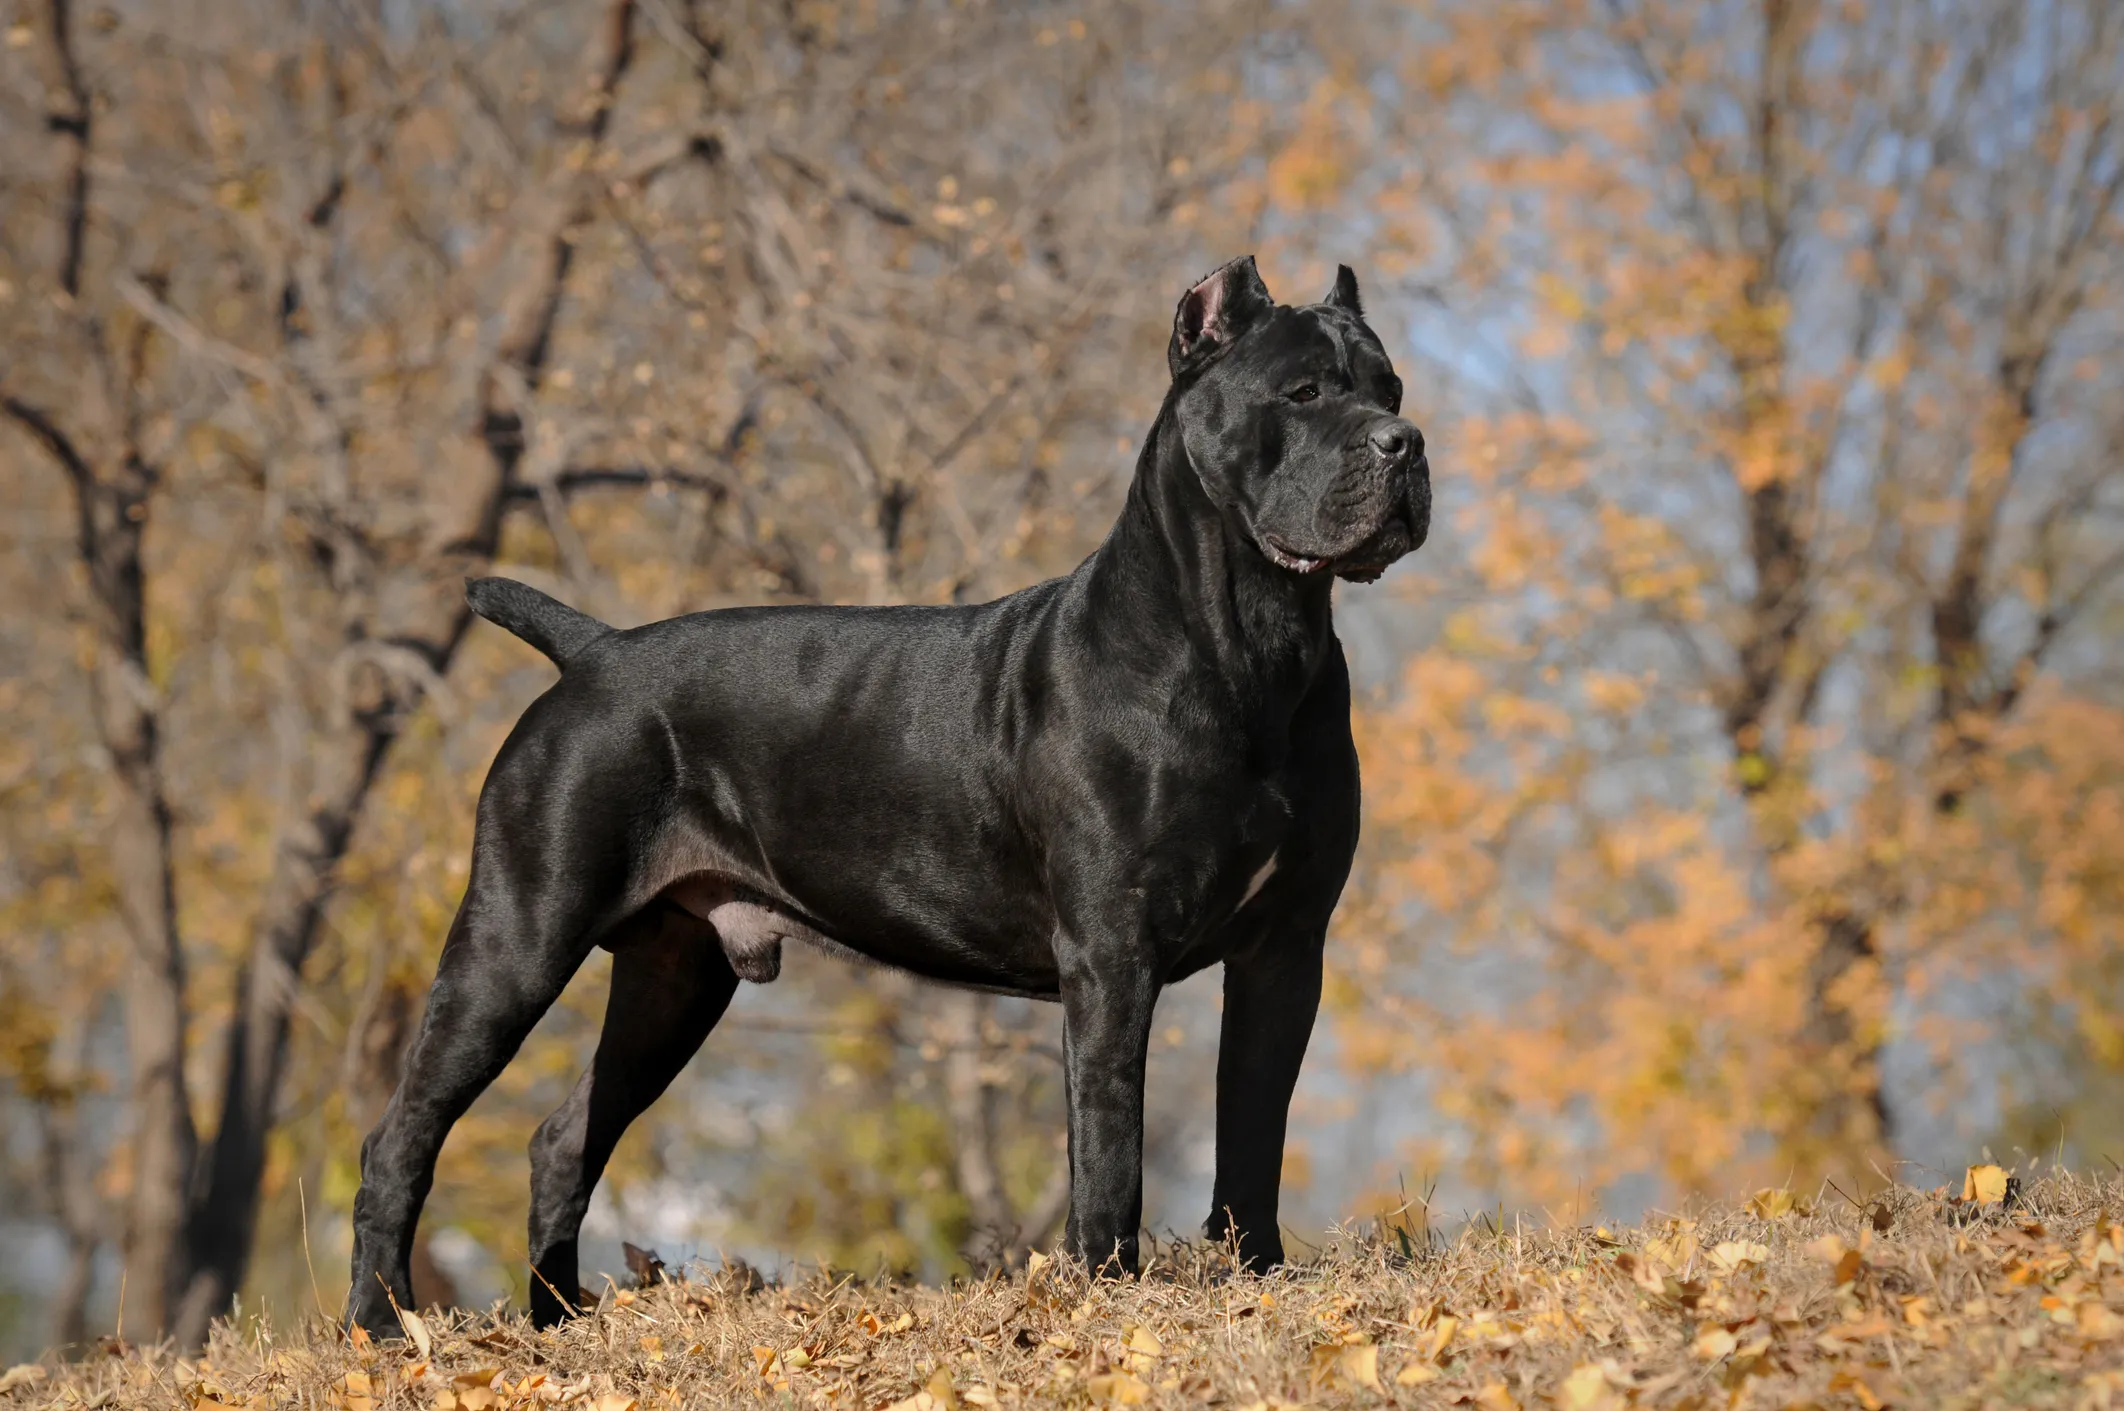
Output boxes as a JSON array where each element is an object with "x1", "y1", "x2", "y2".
[{"x1": 347, "y1": 255, "x2": 1428, "y2": 1332}]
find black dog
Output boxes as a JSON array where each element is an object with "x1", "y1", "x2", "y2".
[{"x1": 347, "y1": 256, "x2": 1427, "y2": 1332}]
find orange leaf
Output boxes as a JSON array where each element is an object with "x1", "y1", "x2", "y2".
[{"x1": 1964, "y1": 1164, "x2": 2011, "y2": 1204}]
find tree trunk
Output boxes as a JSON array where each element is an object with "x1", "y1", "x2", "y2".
[
  {"x1": 39, "y1": 1054, "x2": 107, "y2": 1351},
  {"x1": 6, "y1": 391, "x2": 198, "y2": 1336},
  {"x1": 53, "y1": 1241, "x2": 96, "y2": 1351},
  {"x1": 938, "y1": 991, "x2": 1015, "y2": 1266},
  {"x1": 170, "y1": 728, "x2": 391, "y2": 1343},
  {"x1": 164, "y1": 0, "x2": 640, "y2": 1347},
  {"x1": 97, "y1": 640, "x2": 198, "y2": 1338},
  {"x1": 7, "y1": 0, "x2": 200, "y2": 1334},
  {"x1": 936, "y1": 991, "x2": 1072, "y2": 1267},
  {"x1": 1801, "y1": 909, "x2": 1892, "y2": 1150}
]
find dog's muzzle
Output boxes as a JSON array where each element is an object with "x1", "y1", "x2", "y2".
[
  {"x1": 1258, "y1": 418, "x2": 1431, "y2": 579},
  {"x1": 1331, "y1": 421, "x2": 1428, "y2": 582}
]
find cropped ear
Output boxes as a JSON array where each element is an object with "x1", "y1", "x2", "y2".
[
  {"x1": 1168, "y1": 255, "x2": 1275, "y2": 376},
  {"x1": 1324, "y1": 264, "x2": 1363, "y2": 316}
]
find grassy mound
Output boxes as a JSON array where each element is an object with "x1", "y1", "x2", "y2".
[{"x1": 9, "y1": 1172, "x2": 2124, "y2": 1408}]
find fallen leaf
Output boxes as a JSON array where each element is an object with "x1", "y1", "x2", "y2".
[
  {"x1": 1084, "y1": 1371, "x2": 1150, "y2": 1405},
  {"x1": 1026, "y1": 1250, "x2": 1051, "y2": 1280},
  {"x1": 396, "y1": 1306, "x2": 432, "y2": 1360},
  {"x1": 1720, "y1": 1338, "x2": 1773, "y2": 1393},
  {"x1": 1395, "y1": 1362, "x2": 1440, "y2": 1386},
  {"x1": 1424, "y1": 1315, "x2": 1460, "y2": 1360},
  {"x1": 1644, "y1": 1231, "x2": 1699, "y2": 1273},
  {"x1": 2085, "y1": 1371, "x2": 2124, "y2": 1408},
  {"x1": 1557, "y1": 1363, "x2": 1624, "y2": 1411},
  {"x1": 592, "y1": 1395, "x2": 637, "y2": 1411},
  {"x1": 0, "y1": 1366, "x2": 48, "y2": 1394},
  {"x1": 1309, "y1": 1340, "x2": 1380, "y2": 1391},
  {"x1": 337, "y1": 1370, "x2": 376, "y2": 1411},
  {"x1": 1829, "y1": 1370, "x2": 1884, "y2": 1410},
  {"x1": 1709, "y1": 1240, "x2": 1770, "y2": 1273},
  {"x1": 1745, "y1": 1188, "x2": 1809, "y2": 1219},
  {"x1": 1692, "y1": 1326, "x2": 1738, "y2": 1360},
  {"x1": 1806, "y1": 1235, "x2": 1863, "y2": 1284},
  {"x1": 1816, "y1": 1314, "x2": 1895, "y2": 1352},
  {"x1": 1964, "y1": 1163, "x2": 2011, "y2": 1204},
  {"x1": 1473, "y1": 1379, "x2": 1520, "y2": 1410},
  {"x1": 1334, "y1": 1343, "x2": 1381, "y2": 1391},
  {"x1": 450, "y1": 1368, "x2": 501, "y2": 1391},
  {"x1": 2079, "y1": 1302, "x2": 2124, "y2": 1340},
  {"x1": 622, "y1": 1242, "x2": 665, "y2": 1286},
  {"x1": 1125, "y1": 1325, "x2": 1163, "y2": 1357}
]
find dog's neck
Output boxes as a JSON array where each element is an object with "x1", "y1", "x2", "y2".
[{"x1": 1079, "y1": 407, "x2": 1338, "y2": 719}]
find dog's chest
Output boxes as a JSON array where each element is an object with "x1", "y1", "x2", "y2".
[{"x1": 1183, "y1": 775, "x2": 1297, "y2": 912}]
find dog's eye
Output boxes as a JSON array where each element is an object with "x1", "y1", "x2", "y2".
[{"x1": 1287, "y1": 384, "x2": 1320, "y2": 403}]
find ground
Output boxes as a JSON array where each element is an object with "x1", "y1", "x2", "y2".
[{"x1": 8, "y1": 1172, "x2": 2124, "y2": 1409}]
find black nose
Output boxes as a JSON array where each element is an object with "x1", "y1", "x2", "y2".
[{"x1": 1369, "y1": 421, "x2": 1422, "y2": 463}]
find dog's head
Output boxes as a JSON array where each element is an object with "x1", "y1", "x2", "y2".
[{"x1": 1165, "y1": 256, "x2": 1429, "y2": 583}]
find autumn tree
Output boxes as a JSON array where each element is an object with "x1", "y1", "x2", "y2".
[
  {"x1": 1328, "y1": 0, "x2": 2124, "y2": 1203},
  {"x1": 1, "y1": 0, "x2": 1292, "y2": 1351}
]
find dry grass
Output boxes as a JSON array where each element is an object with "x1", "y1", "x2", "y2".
[{"x1": 11, "y1": 1173, "x2": 2124, "y2": 1409}]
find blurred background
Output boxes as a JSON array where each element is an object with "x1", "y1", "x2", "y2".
[{"x1": 3, "y1": 0, "x2": 2122, "y2": 1360}]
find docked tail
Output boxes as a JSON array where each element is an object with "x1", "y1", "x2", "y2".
[{"x1": 465, "y1": 577, "x2": 612, "y2": 667}]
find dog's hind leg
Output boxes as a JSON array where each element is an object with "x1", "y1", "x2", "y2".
[
  {"x1": 345, "y1": 717, "x2": 652, "y2": 1335},
  {"x1": 526, "y1": 903, "x2": 738, "y2": 1327},
  {"x1": 346, "y1": 889, "x2": 593, "y2": 1332}
]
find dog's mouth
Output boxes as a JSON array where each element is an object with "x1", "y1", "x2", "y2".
[
  {"x1": 1335, "y1": 513, "x2": 1420, "y2": 581},
  {"x1": 1261, "y1": 533, "x2": 1332, "y2": 575},
  {"x1": 1259, "y1": 456, "x2": 1431, "y2": 581},
  {"x1": 1261, "y1": 515, "x2": 1417, "y2": 582}
]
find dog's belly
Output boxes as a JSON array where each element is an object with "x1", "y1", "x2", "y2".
[
  {"x1": 653, "y1": 872, "x2": 1060, "y2": 992},
  {"x1": 647, "y1": 837, "x2": 1285, "y2": 994}
]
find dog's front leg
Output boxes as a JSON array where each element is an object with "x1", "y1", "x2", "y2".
[
  {"x1": 1206, "y1": 929, "x2": 1324, "y2": 1271},
  {"x1": 1056, "y1": 944, "x2": 1161, "y2": 1276}
]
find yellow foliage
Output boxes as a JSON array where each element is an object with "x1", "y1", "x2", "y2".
[
  {"x1": 1964, "y1": 1163, "x2": 2011, "y2": 1204},
  {"x1": 1266, "y1": 82, "x2": 1357, "y2": 210}
]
